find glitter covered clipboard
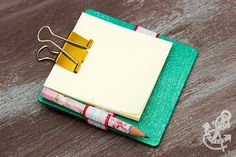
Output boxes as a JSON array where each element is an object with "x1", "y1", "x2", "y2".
[{"x1": 38, "y1": 9, "x2": 198, "y2": 147}]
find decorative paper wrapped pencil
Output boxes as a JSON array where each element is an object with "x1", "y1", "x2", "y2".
[{"x1": 41, "y1": 87, "x2": 148, "y2": 138}]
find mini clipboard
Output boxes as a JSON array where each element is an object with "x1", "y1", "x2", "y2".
[
  {"x1": 38, "y1": 9, "x2": 198, "y2": 147},
  {"x1": 36, "y1": 26, "x2": 93, "y2": 73}
]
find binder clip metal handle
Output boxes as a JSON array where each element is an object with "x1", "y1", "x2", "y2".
[
  {"x1": 37, "y1": 26, "x2": 88, "y2": 49},
  {"x1": 37, "y1": 26, "x2": 80, "y2": 65},
  {"x1": 36, "y1": 45, "x2": 59, "y2": 62},
  {"x1": 36, "y1": 26, "x2": 93, "y2": 73}
]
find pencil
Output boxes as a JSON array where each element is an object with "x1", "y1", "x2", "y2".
[{"x1": 41, "y1": 87, "x2": 148, "y2": 138}]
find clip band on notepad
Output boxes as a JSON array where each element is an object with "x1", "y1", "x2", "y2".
[{"x1": 36, "y1": 26, "x2": 93, "y2": 73}]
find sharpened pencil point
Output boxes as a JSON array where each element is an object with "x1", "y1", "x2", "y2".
[{"x1": 144, "y1": 135, "x2": 149, "y2": 138}]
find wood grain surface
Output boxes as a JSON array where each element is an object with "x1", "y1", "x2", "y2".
[{"x1": 0, "y1": 0, "x2": 235, "y2": 156}]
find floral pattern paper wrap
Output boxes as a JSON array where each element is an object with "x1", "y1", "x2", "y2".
[{"x1": 41, "y1": 87, "x2": 132, "y2": 134}]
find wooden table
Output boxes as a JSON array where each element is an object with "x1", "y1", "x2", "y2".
[{"x1": 0, "y1": 0, "x2": 235, "y2": 156}]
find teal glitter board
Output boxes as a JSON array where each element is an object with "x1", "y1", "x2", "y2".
[{"x1": 38, "y1": 9, "x2": 198, "y2": 147}]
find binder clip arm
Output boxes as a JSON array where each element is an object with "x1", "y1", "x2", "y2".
[
  {"x1": 37, "y1": 26, "x2": 88, "y2": 49},
  {"x1": 37, "y1": 26, "x2": 80, "y2": 65},
  {"x1": 36, "y1": 26, "x2": 93, "y2": 73},
  {"x1": 36, "y1": 45, "x2": 59, "y2": 62}
]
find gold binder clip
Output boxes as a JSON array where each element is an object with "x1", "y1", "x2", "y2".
[{"x1": 36, "y1": 26, "x2": 93, "y2": 73}]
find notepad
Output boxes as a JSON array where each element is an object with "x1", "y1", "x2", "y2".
[
  {"x1": 44, "y1": 13, "x2": 172, "y2": 121},
  {"x1": 39, "y1": 9, "x2": 198, "y2": 146}
]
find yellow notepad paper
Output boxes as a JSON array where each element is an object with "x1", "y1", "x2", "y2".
[{"x1": 44, "y1": 13, "x2": 172, "y2": 121}]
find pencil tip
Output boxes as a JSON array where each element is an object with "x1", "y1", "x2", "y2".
[{"x1": 144, "y1": 135, "x2": 149, "y2": 138}]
